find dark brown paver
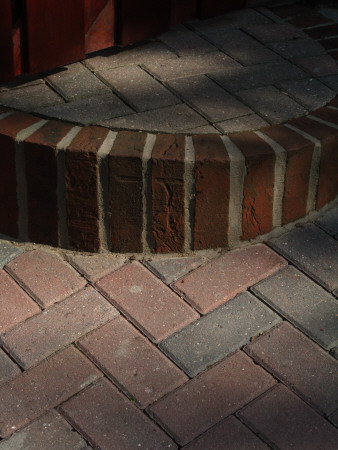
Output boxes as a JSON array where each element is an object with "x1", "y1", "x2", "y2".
[
  {"x1": 148, "y1": 350, "x2": 276, "y2": 446},
  {"x1": 5, "y1": 250, "x2": 86, "y2": 308},
  {"x1": 66, "y1": 253, "x2": 126, "y2": 282},
  {"x1": 0, "y1": 348, "x2": 20, "y2": 386},
  {"x1": 172, "y1": 244, "x2": 287, "y2": 314},
  {"x1": 1, "y1": 286, "x2": 119, "y2": 369},
  {"x1": 95, "y1": 262, "x2": 199, "y2": 343},
  {"x1": 245, "y1": 322, "x2": 338, "y2": 416},
  {"x1": 0, "y1": 346, "x2": 102, "y2": 438},
  {"x1": 78, "y1": 316, "x2": 188, "y2": 408},
  {"x1": 59, "y1": 378, "x2": 177, "y2": 450},
  {"x1": 238, "y1": 384, "x2": 338, "y2": 449}
]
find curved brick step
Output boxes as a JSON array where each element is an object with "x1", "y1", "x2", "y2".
[{"x1": 0, "y1": 101, "x2": 337, "y2": 253}]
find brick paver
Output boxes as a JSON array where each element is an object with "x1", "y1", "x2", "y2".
[
  {"x1": 252, "y1": 266, "x2": 338, "y2": 349},
  {"x1": 1, "y1": 286, "x2": 119, "y2": 369},
  {"x1": 148, "y1": 350, "x2": 276, "y2": 446},
  {"x1": 0, "y1": 346, "x2": 102, "y2": 437},
  {"x1": 0, "y1": 83, "x2": 63, "y2": 111},
  {"x1": 217, "y1": 114, "x2": 269, "y2": 133},
  {"x1": 295, "y1": 54, "x2": 338, "y2": 77},
  {"x1": 270, "y1": 224, "x2": 338, "y2": 291},
  {"x1": 316, "y1": 205, "x2": 338, "y2": 238},
  {"x1": 0, "y1": 348, "x2": 20, "y2": 386},
  {"x1": 96, "y1": 262, "x2": 199, "y2": 342},
  {"x1": 172, "y1": 244, "x2": 286, "y2": 314},
  {"x1": 60, "y1": 378, "x2": 177, "y2": 449},
  {"x1": 0, "y1": 270, "x2": 40, "y2": 334},
  {"x1": 159, "y1": 25, "x2": 215, "y2": 56},
  {"x1": 268, "y1": 38, "x2": 326, "y2": 59},
  {"x1": 245, "y1": 322, "x2": 338, "y2": 416},
  {"x1": 0, "y1": 410, "x2": 89, "y2": 450},
  {"x1": 244, "y1": 23, "x2": 306, "y2": 43},
  {"x1": 66, "y1": 253, "x2": 126, "y2": 282},
  {"x1": 238, "y1": 384, "x2": 338, "y2": 449},
  {"x1": 144, "y1": 255, "x2": 206, "y2": 284},
  {"x1": 0, "y1": 241, "x2": 22, "y2": 269},
  {"x1": 160, "y1": 291, "x2": 281, "y2": 376},
  {"x1": 78, "y1": 316, "x2": 188, "y2": 408},
  {"x1": 5, "y1": 250, "x2": 86, "y2": 308}
]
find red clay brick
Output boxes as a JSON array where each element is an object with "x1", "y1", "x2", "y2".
[
  {"x1": 148, "y1": 350, "x2": 276, "y2": 446},
  {"x1": 78, "y1": 316, "x2": 188, "y2": 408},
  {"x1": 95, "y1": 261, "x2": 199, "y2": 342},
  {"x1": 310, "y1": 105, "x2": 338, "y2": 126},
  {"x1": 173, "y1": 244, "x2": 286, "y2": 314},
  {"x1": 0, "y1": 348, "x2": 20, "y2": 386},
  {"x1": 289, "y1": 116, "x2": 338, "y2": 209},
  {"x1": 0, "y1": 106, "x2": 12, "y2": 115},
  {"x1": 0, "y1": 270, "x2": 40, "y2": 334},
  {"x1": 329, "y1": 49, "x2": 338, "y2": 61},
  {"x1": 5, "y1": 250, "x2": 86, "y2": 308},
  {"x1": 66, "y1": 126, "x2": 108, "y2": 252},
  {"x1": 59, "y1": 378, "x2": 177, "y2": 449},
  {"x1": 152, "y1": 134, "x2": 185, "y2": 253},
  {"x1": 319, "y1": 37, "x2": 338, "y2": 51},
  {"x1": 305, "y1": 23, "x2": 338, "y2": 40},
  {"x1": 109, "y1": 131, "x2": 146, "y2": 252},
  {"x1": 0, "y1": 346, "x2": 102, "y2": 438},
  {"x1": 261, "y1": 124, "x2": 314, "y2": 224},
  {"x1": 329, "y1": 96, "x2": 338, "y2": 107},
  {"x1": 192, "y1": 134, "x2": 230, "y2": 250},
  {"x1": 238, "y1": 384, "x2": 338, "y2": 449},
  {"x1": 245, "y1": 322, "x2": 338, "y2": 416},
  {"x1": 2, "y1": 286, "x2": 118, "y2": 369},
  {"x1": 229, "y1": 132, "x2": 275, "y2": 240},
  {"x1": 25, "y1": 120, "x2": 73, "y2": 246},
  {"x1": 0, "y1": 113, "x2": 41, "y2": 238}
]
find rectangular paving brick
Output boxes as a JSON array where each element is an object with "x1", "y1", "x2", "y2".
[
  {"x1": 95, "y1": 262, "x2": 199, "y2": 343},
  {"x1": 244, "y1": 23, "x2": 306, "y2": 43},
  {"x1": 148, "y1": 350, "x2": 276, "y2": 446},
  {"x1": 245, "y1": 322, "x2": 338, "y2": 416},
  {"x1": 160, "y1": 291, "x2": 281, "y2": 377},
  {"x1": 270, "y1": 224, "x2": 338, "y2": 291},
  {"x1": 59, "y1": 378, "x2": 177, "y2": 449},
  {"x1": 78, "y1": 316, "x2": 188, "y2": 408},
  {"x1": 295, "y1": 54, "x2": 338, "y2": 77},
  {"x1": 0, "y1": 270, "x2": 40, "y2": 335},
  {"x1": 252, "y1": 266, "x2": 338, "y2": 349},
  {"x1": 276, "y1": 78, "x2": 334, "y2": 110},
  {"x1": 159, "y1": 25, "x2": 216, "y2": 56},
  {"x1": 0, "y1": 84, "x2": 63, "y2": 112},
  {"x1": 0, "y1": 348, "x2": 20, "y2": 386},
  {"x1": 316, "y1": 205, "x2": 338, "y2": 238},
  {"x1": 217, "y1": 114, "x2": 269, "y2": 134},
  {"x1": 1, "y1": 286, "x2": 119, "y2": 369},
  {"x1": 0, "y1": 241, "x2": 22, "y2": 269},
  {"x1": 5, "y1": 250, "x2": 86, "y2": 308},
  {"x1": 0, "y1": 410, "x2": 88, "y2": 450},
  {"x1": 0, "y1": 346, "x2": 102, "y2": 437},
  {"x1": 172, "y1": 244, "x2": 287, "y2": 314},
  {"x1": 268, "y1": 38, "x2": 326, "y2": 59},
  {"x1": 66, "y1": 253, "x2": 126, "y2": 282},
  {"x1": 144, "y1": 256, "x2": 206, "y2": 284},
  {"x1": 238, "y1": 384, "x2": 338, "y2": 449}
]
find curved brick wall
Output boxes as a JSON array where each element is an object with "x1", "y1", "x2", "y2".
[{"x1": 0, "y1": 101, "x2": 337, "y2": 253}]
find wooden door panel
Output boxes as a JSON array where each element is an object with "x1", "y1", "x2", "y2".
[
  {"x1": 85, "y1": 0, "x2": 107, "y2": 32},
  {"x1": 171, "y1": 0, "x2": 198, "y2": 27},
  {"x1": 25, "y1": 0, "x2": 85, "y2": 74},
  {"x1": 85, "y1": 0, "x2": 115, "y2": 54},
  {"x1": 0, "y1": 0, "x2": 14, "y2": 83},
  {"x1": 199, "y1": 0, "x2": 246, "y2": 19}
]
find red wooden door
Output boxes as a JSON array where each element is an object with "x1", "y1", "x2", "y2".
[{"x1": 0, "y1": 0, "x2": 15, "y2": 83}]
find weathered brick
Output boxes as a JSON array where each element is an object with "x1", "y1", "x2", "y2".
[
  {"x1": 316, "y1": 205, "x2": 338, "y2": 238},
  {"x1": 159, "y1": 24, "x2": 215, "y2": 56},
  {"x1": 318, "y1": 37, "x2": 338, "y2": 51},
  {"x1": 66, "y1": 253, "x2": 126, "y2": 282},
  {"x1": 25, "y1": 120, "x2": 73, "y2": 246},
  {"x1": 245, "y1": 322, "x2": 338, "y2": 415},
  {"x1": 305, "y1": 23, "x2": 338, "y2": 40},
  {"x1": 78, "y1": 316, "x2": 188, "y2": 408},
  {"x1": 192, "y1": 134, "x2": 230, "y2": 249},
  {"x1": 294, "y1": 54, "x2": 338, "y2": 77},
  {"x1": 244, "y1": 23, "x2": 306, "y2": 43},
  {"x1": 288, "y1": 12, "x2": 332, "y2": 29},
  {"x1": 148, "y1": 350, "x2": 276, "y2": 446},
  {"x1": 217, "y1": 114, "x2": 269, "y2": 134},
  {"x1": 0, "y1": 241, "x2": 22, "y2": 269},
  {"x1": 160, "y1": 291, "x2": 281, "y2": 377},
  {"x1": 5, "y1": 250, "x2": 86, "y2": 308},
  {"x1": 0, "y1": 84, "x2": 63, "y2": 112},
  {"x1": 0, "y1": 113, "x2": 41, "y2": 238},
  {"x1": 0, "y1": 270, "x2": 40, "y2": 334},
  {"x1": 152, "y1": 134, "x2": 185, "y2": 253},
  {"x1": 270, "y1": 224, "x2": 338, "y2": 291},
  {"x1": 1, "y1": 286, "x2": 118, "y2": 369},
  {"x1": 173, "y1": 244, "x2": 286, "y2": 314},
  {"x1": 59, "y1": 378, "x2": 177, "y2": 449},
  {"x1": 96, "y1": 262, "x2": 199, "y2": 342},
  {"x1": 238, "y1": 384, "x2": 338, "y2": 448},
  {"x1": 0, "y1": 346, "x2": 102, "y2": 438},
  {"x1": 109, "y1": 131, "x2": 146, "y2": 252},
  {"x1": 276, "y1": 78, "x2": 334, "y2": 110},
  {"x1": 144, "y1": 255, "x2": 205, "y2": 285},
  {"x1": 229, "y1": 132, "x2": 275, "y2": 239},
  {"x1": 66, "y1": 126, "x2": 109, "y2": 252},
  {"x1": 260, "y1": 124, "x2": 314, "y2": 224},
  {"x1": 268, "y1": 38, "x2": 326, "y2": 59},
  {"x1": 0, "y1": 348, "x2": 20, "y2": 386}
]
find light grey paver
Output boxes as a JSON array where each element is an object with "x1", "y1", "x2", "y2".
[
  {"x1": 319, "y1": 74, "x2": 338, "y2": 92},
  {"x1": 295, "y1": 54, "x2": 338, "y2": 77},
  {"x1": 276, "y1": 78, "x2": 335, "y2": 110},
  {"x1": 144, "y1": 256, "x2": 206, "y2": 284},
  {"x1": 167, "y1": 75, "x2": 252, "y2": 122},
  {"x1": 0, "y1": 83, "x2": 63, "y2": 112},
  {"x1": 0, "y1": 348, "x2": 20, "y2": 386},
  {"x1": 268, "y1": 38, "x2": 326, "y2": 59},
  {"x1": 46, "y1": 62, "x2": 111, "y2": 101},
  {"x1": 332, "y1": 347, "x2": 338, "y2": 360},
  {"x1": 243, "y1": 23, "x2": 306, "y2": 43},
  {"x1": 100, "y1": 103, "x2": 207, "y2": 132},
  {"x1": 159, "y1": 291, "x2": 281, "y2": 377},
  {"x1": 66, "y1": 253, "x2": 126, "y2": 282},
  {"x1": 181, "y1": 124, "x2": 220, "y2": 134},
  {"x1": 159, "y1": 25, "x2": 216, "y2": 56},
  {"x1": 99, "y1": 65, "x2": 180, "y2": 112},
  {"x1": 236, "y1": 85, "x2": 306, "y2": 124},
  {"x1": 216, "y1": 114, "x2": 269, "y2": 133},
  {"x1": 35, "y1": 93, "x2": 133, "y2": 125},
  {"x1": 0, "y1": 241, "x2": 22, "y2": 269},
  {"x1": 252, "y1": 265, "x2": 338, "y2": 349},
  {"x1": 270, "y1": 224, "x2": 338, "y2": 291},
  {"x1": 316, "y1": 205, "x2": 338, "y2": 237},
  {"x1": 0, "y1": 410, "x2": 88, "y2": 450}
]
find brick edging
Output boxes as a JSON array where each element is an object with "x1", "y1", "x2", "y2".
[{"x1": 0, "y1": 100, "x2": 337, "y2": 253}]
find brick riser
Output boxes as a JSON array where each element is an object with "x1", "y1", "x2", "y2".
[{"x1": 0, "y1": 102, "x2": 337, "y2": 254}]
